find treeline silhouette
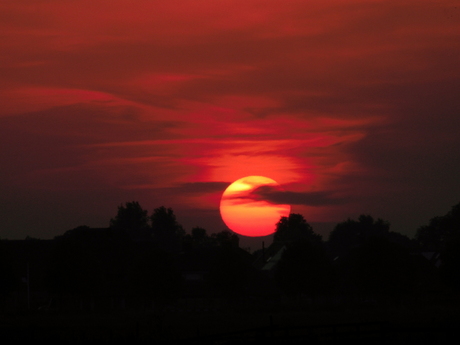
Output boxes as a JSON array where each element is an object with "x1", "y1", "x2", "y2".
[{"x1": 1, "y1": 201, "x2": 460, "y2": 314}]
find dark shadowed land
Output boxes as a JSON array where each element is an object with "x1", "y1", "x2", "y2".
[
  {"x1": 1, "y1": 202, "x2": 460, "y2": 344},
  {"x1": 2, "y1": 304, "x2": 460, "y2": 344}
]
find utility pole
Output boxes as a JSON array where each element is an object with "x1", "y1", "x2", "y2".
[
  {"x1": 262, "y1": 241, "x2": 265, "y2": 262},
  {"x1": 27, "y1": 262, "x2": 30, "y2": 310}
]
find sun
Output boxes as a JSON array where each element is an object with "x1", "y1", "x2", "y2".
[{"x1": 219, "y1": 176, "x2": 291, "y2": 237}]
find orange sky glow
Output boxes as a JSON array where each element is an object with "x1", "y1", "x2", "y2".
[{"x1": 1, "y1": 0, "x2": 459, "y2": 247}]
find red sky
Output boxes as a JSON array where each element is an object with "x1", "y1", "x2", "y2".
[{"x1": 1, "y1": 0, "x2": 459, "y2": 249}]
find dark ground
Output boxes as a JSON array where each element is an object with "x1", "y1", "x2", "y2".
[{"x1": 1, "y1": 299, "x2": 460, "y2": 344}]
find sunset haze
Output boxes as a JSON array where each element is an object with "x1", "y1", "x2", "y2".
[{"x1": 1, "y1": 0, "x2": 459, "y2": 245}]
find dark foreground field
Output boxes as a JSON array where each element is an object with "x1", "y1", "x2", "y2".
[{"x1": 1, "y1": 301, "x2": 460, "y2": 344}]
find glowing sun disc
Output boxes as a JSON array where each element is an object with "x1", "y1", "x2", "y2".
[{"x1": 219, "y1": 176, "x2": 291, "y2": 237}]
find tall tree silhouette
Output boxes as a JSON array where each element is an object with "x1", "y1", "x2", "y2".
[
  {"x1": 328, "y1": 215, "x2": 390, "y2": 258},
  {"x1": 416, "y1": 202, "x2": 460, "y2": 288},
  {"x1": 274, "y1": 213, "x2": 321, "y2": 244},
  {"x1": 211, "y1": 229, "x2": 239, "y2": 248},
  {"x1": 191, "y1": 227, "x2": 207, "y2": 242},
  {"x1": 150, "y1": 206, "x2": 185, "y2": 252},
  {"x1": 416, "y1": 203, "x2": 460, "y2": 251},
  {"x1": 110, "y1": 201, "x2": 150, "y2": 241},
  {"x1": 183, "y1": 227, "x2": 215, "y2": 251}
]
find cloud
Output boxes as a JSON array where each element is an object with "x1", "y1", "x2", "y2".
[
  {"x1": 126, "y1": 181, "x2": 230, "y2": 194},
  {"x1": 251, "y1": 185, "x2": 347, "y2": 206},
  {"x1": 176, "y1": 182, "x2": 230, "y2": 194},
  {"x1": 220, "y1": 183, "x2": 346, "y2": 207}
]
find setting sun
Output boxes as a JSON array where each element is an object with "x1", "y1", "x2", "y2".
[{"x1": 219, "y1": 176, "x2": 291, "y2": 237}]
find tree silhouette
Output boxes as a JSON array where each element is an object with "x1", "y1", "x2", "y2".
[
  {"x1": 416, "y1": 203, "x2": 460, "y2": 251},
  {"x1": 328, "y1": 215, "x2": 390, "y2": 257},
  {"x1": 150, "y1": 206, "x2": 185, "y2": 252},
  {"x1": 110, "y1": 201, "x2": 150, "y2": 241},
  {"x1": 273, "y1": 213, "x2": 321, "y2": 244},
  {"x1": 211, "y1": 229, "x2": 239, "y2": 248},
  {"x1": 416, "y1": 202, "x2": 460, "y2": 288},
  {"x1": 183, "y1": 227, "x2": 215, "y2": 251},
  {"x1": 416, "y1": 218, "x2": 445, "y2": 252},
  {"x1": 191, "y1": 227, "x2": 207, "y2": 242}
]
